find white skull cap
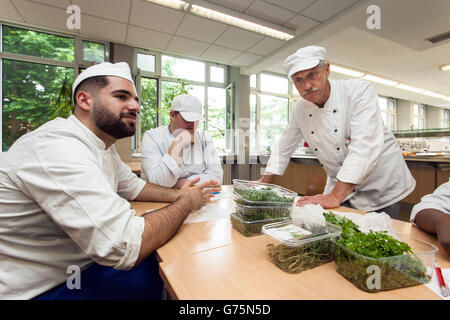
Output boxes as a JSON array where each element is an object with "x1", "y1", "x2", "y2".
[
  {"x1": 171, "y1": 94, "x2": 204, "y2": 122},
  {"x1": 72, "y1": 62, "x2": 137, "y2": 102},
  {"x1": 283, "y1": 46, "x2": 327, "y2": 78}
]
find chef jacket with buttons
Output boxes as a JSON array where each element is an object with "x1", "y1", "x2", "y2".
[
  {"x1": 140, "y1": 126, "x2": 223, "y2": 188},
  {"x1": 0, "y1": 115, "x2": 146, "y2": 299},
  {"x1": 265, "y1": 79, "x2": 415, "y2": 212},
  {"x1": 410, "y1": 179, "x2": 450, "y2": 222}
]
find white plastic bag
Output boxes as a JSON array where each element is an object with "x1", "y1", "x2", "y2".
[
  {"x1": 291, "y1": 204, "x2": 327, "y2": 233},
  {"x1": 330, "y1": 210, "x2": 397, "y2": 238}
]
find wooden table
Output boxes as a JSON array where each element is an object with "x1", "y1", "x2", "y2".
[{"x1": 132, "y1": 186, "x2": 450, "y2": 300}]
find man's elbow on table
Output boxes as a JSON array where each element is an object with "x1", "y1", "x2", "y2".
[{"x1": 415, "y1": 209, "x2": 450, "y2": 257}]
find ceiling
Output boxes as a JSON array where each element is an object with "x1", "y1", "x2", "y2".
[{"x1": 1, "y1": 0, "x2": 450, "y2": 107}]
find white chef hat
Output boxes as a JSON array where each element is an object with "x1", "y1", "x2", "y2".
[
  {"x1": 72, "y1": 62, "x2": 137, "y2": 102},
  {"x1": 171, "y1": 94, "x2": 204, "y2": 122},
  {"x1": 283, "y1": 46, "x2": 327, "y2": 78}
]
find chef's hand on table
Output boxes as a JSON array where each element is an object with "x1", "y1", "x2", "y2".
[
  {"x1": 296, "y1": 193, "x2": 341, "y2": 209},
  {"x1": 296, "y1": 180, "x2": 356, "y2": 209},
  {"x1": 178, "y1": 177, "x2": 220, "y2": 211}
]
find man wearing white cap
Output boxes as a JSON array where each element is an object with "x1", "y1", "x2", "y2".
[
  {"x1": 0, "y1": 62, "x2": 219, "y2": 299},
  {"x1": 140, "y1": 93, "x2": 223, "y2": 188},
  {"x1": 260, "y1": 46, "x2": 415, "y2": 218}
]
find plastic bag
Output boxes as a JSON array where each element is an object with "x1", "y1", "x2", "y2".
[
  {"x1": 291, "y1": 204, "x2": 327, "y2": 233},
  {"x1": 331, "y1": 210, "x2": 397, "y2": 238}
]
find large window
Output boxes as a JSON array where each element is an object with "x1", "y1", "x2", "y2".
[
  {"x1": 441, "y1": 109, "x2": 450, "y2": 128},
  {"x1": 378, "y1": 96, "x2": 396, "y2": 131},
  {"x1": 412, "y1": 103, "x2": 426, "y2": 130},
  {"x1": 249, "y1": 72, "x2": 296, "y2": 155},
  {"x1": 136, "y1": 51, "x2": 228, "y2": 154},
  {"x1": 0, "y1": 24, "x2": 109, "y2": 152}
]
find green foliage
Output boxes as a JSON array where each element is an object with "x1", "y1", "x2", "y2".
[
  {"x1": 50, "y1": 75, "x2": 73, "y2": 120},
  {"x1": 323, "y1": 212, "x2": 412, "y2": 258},
  {"x1": 1, "y1": 25, "x2": 75, "y2": 151},
  {"x1": 234, "y1": 186, "x2": 293, "y2": 203}
]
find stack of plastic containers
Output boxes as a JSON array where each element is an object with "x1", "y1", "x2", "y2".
[{"x1": 231, "y1": 179, "x2": 296, "y2": 237}]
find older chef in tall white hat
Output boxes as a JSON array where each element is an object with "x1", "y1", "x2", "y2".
[
  {"x1": 260, "y1": 46, "x2": 415, "y2": 218},
  {"x1": 140, "y1": 93, "x2": 223, "y2": 189}
]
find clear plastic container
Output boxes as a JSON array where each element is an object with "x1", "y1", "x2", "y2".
[
  {"x1": 231, "y1": 179, "x2": 297, "y2": 236},
  {"x1": 233, "y1": 179, "x2": 297, "y2": 207},
  {"x1": 332, "y1": 235, "x2": 437, "y2": 292},
  {"x1": 230, "y1": 210, "x2": 287, "y2": 237},
  {"x1": 262, "y1": 221, "x2": 341, "y2": 274}
]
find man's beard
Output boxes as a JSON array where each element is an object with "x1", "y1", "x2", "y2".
[{"x1": 92, "y1": 101, "x2": 136, "y2": 139}]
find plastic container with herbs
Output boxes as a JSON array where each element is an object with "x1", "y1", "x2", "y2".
[
  {"x1": 231, "y1": 179, "x2": 296, "y2": 236},
  {"x1": 262, "y1": 221, "x2": 341, "y2": 274},
  {"x1": 324, "y1": 212, "x2": 437, "y2": 292}
]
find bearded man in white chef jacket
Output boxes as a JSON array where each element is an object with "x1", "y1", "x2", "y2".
[
  {"x1": 140, "y1": 94, "x2": 223, "y2": 188},
  {"x1": 410, "y1": 180, "x2": 450, "y2": 257},
  {"x1": 0, "y1": 62, "x2": 219, "y2": 300},
  {"x1": 260, "y1": 46, "x2": 415, "y2": 218}
]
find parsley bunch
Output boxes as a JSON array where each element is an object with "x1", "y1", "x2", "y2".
[{"x1": 323, "y1": 212, "x2": 413, "y2": 258}]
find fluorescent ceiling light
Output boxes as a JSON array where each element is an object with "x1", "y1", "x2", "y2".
[
  {"x1": 145, "y1": 0, "x2": 188, "y2": 10},
  {"x1": 395, "y1": 84, "x2": 425, "y2": 93},
  {"x1": 362, "y1": 74, "x2": 398, "y2": 86},
  {"x1": 422, "y1": 91, "x2": 448, "y2": 100},
  {"x1": 439, "y1": 64, "x2": 450, "y2": 71},
  {"x1": 330, "y1": 64, "x2": 364, "y2": 77},
  {"x1": 189, "y1": 5, "x2": 294, "y2": 41}
]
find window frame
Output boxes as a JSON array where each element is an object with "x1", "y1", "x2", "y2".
[
  {"x1": 133, "y1": 48, "x2": 229, "y2": 156},
  {"x1": 0, "y1": 22, "x2": 110, "y2": 151}
]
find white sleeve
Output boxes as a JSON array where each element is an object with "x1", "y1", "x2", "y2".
[
  {"x1": 15, "y1": 135, "x2": 144, "y2": 270},
  {"x1": 337, "y1": 82, "x2": 385, "y2": 184},
  {"x1": 140, "y1": 131, "x2": 184, "y2": 187},
  {"x1": 112, "y1": 147, "x2": 147, "y2": 200},
  {"x1": 265, "y1": 104, "x2": 304, "y2": 175},
  {"x1": 410, "y1": 180, "x2": 450, "y2": 222},
  {"x1": 188, "y1": 131, "x2": 223, "y2": 185}
]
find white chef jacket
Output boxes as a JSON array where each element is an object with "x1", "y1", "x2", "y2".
[
  {"x1": 140, "y1": 126, "x2": 223, "y2": 187},
  {"x1": 0, "y1": 115, "x2": 146, "y2": 299},
  {"x1": 265, "y1": 79, "x2": 415, "y2": 212},
  {"x1": 410, "y1": 179, "x2": 450, "y2": 222}
]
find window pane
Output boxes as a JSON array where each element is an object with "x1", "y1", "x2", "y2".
[
  {"x1": 413, "y1": 117, "x2": 419, "y2": 129},
  {"x1": 162, "y1": 55, "x2": 205, "y2": 82},
  {"x1": 260, "y1": 73, "x2": 288, "y2": 95},
  {"x1": 83, "y1": 41, "x2": 105, "y2": 63},
  {"x1": 2, "y1": 25, "x2": 75, "y2": 62},
  {"x1": 414, "y1": 104, "x2": 419, "y2": 115},
  {"x1": 260, "y1": 95, "x2": 288, "y2": 154},
  {"x1": 160, "y1": 81, "x2": 203, "y2": 127},
  {"x1": 2, "y1": 59, "x2": 74, "y2": 151},
  {"x1": 140, "y1": 77, "x2": 158, "y2": 137},
  {"x1": 207, "y1": 87, "x2": 226, "y2": 153},
  {"x1": 390, "y1": 114, "x2": 396, "y2": 131},
  {"x1": 378, "y1": 97, "x2": 387, "y2": 111},
  {"x1": 210, "y1": 66, "x2": 225, "y2": 83},
  {"x1": 419, "y1": 106, "x2": 424, "y2": 116},
  {"x1": 250, "y1": 94, "x2": 257, "y2": 155},
  {"x1": 381, "y1": 112, "x2": 388, "y2": 126},
  {"x1": 250, "y1": 74, "x2": 256, "y2": 88},
  {"x1": 137, "y1": 53, "x2": 156, "y2": 73},
  {"x1": 389, "y1": 100, "x2": 396, "y2": 112}
]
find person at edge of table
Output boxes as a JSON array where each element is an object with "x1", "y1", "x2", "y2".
[
  {"x1": 259, "y1": 45, "x2": 415, "y2": 219},
  {"x1": 140, "y1": 93, "x2": 223, "y2": 188},
  {"x1": 0, "y1": 62, "x2": 219, "y2": 300},
  {"x1": 410, "y1": 179, "x2": 450, "y2": 257}
]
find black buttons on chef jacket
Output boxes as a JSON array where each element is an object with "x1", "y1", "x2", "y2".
[
  {"x1": 334, "y1": 129, "x2": 338, "y2": 133},
  {"x1": 309, "y1": 114, "x2": 312, "y2": 117},
  {"x1": 337, "y1": 147, "x2": 340, "y2": 151},
  {"x1": 315, "y1": 148, "x2": 318, "y2": 151},
  {"x1": 311, "y1": 131, "x2": 314, "y2": 134},
  {"x1": 333, "y1": 109, "x2": 337, "y2": 113}
]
